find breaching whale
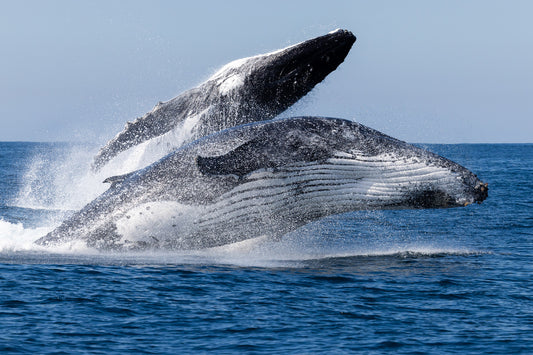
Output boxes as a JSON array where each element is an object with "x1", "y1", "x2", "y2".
[
  {"x1": 92, "y1": 29, "x2": 356, "y2": 171},
  {"x1": 36, "y1": 117, "x2": 488, "y2": 251}
]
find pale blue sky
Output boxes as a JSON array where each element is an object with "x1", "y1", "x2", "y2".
[{"x1": 1, "y1": 0, "x2": 532, "y2": 143}]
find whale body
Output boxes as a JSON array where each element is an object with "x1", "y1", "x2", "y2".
[
  {"x1": 36, "y1": 117, "x2": 488, "y2": 251},
  {"x1": 92, "y1": 29, "x2": 356, "y2": 172}
]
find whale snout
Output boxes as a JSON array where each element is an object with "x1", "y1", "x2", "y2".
[
  {"x1": 406, "y1": 181, "x2": 488, "y2": 209},
  {"x1": 253, "y1": 29, "x2": 356, "y2": 110},
  {"x1": 298, "y1": 29, "x2": 356, "y2": 77},
  {"x1": 473, "y1": 182, "x2": 489, "y2": 204}
]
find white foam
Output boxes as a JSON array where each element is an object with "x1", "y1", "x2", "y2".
[
  {"x1": 0, "y1": 216, "x2": 483, "y2": 268},
  {"x1": 0, "y1": 219, "x2": 51, "y2": 252}
]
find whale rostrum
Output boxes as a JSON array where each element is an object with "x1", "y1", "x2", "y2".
[
  {"x1": 37, "y1": 117, "x2": 488, "y2": 251},
  {"x1": 92, "y1": 29, "x2": 356, "y2": 171}
]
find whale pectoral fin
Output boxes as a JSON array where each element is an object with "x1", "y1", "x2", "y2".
[
  {"x1": 195, "y1": 138, "x2": 276, "y2": 177},
  {"x1": 196, "y1": 134, "x2": 332, "y2": 178},
  {"x1": 196, "y1": 154, "x2": 257, "y2": 178},
  {"x1": 103, "y1": 171, "x2": 136, "y2": 188}
]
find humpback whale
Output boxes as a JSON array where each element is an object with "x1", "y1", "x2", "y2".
[
  {"x1": 92, "y1": 29, "x2": 356, "y2": 171},
  {"x1": 36, "y1": 117, "x2": 488, "y2": 251}
]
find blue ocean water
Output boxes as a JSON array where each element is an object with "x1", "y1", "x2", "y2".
[{"x1": 0, "y1": 142, "x2": 531, "y2": 353}]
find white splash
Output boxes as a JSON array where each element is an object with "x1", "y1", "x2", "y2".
[
  {"x1": 0, "y1": 219, "x2": 104, "y2": 256},
  {"x1": 7, "y1": 108, "x2": 207, "y2": 253},
  {"x1": 13, "y1": 145, "x2": 108, "y2": 211},
  {"x1": 101, "y1": 109, "x2": 206, "y2": 176},
  {"x1": 0, "y1": 214, "x2": 483, "y2": 267},
  {"x1": 0, "y1": 219, "x2": 51, "y2": 252}
]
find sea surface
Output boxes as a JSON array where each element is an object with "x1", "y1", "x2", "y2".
[{"x1": 0, "y1": 142, "x2": 531, "y2": 353}]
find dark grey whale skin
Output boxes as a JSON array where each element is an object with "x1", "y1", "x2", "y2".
[
  {"x1": 37, "y1": 117, "x2": 488, "y2": 251},
  {"x1": 92, "y1": 30, "x2": 356, "y2": 171}
]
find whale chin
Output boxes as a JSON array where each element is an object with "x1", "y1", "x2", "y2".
[
  {"x1": 401, "y1": 181, "x2": 488, "y2": 209},
  {"x1": 404, "y1": 189, "x2": 464, "y2": 209}
]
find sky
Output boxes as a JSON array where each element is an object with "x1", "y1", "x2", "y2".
[{"x1": 1, "y1": 0, "x2": 532, "y2": 143}]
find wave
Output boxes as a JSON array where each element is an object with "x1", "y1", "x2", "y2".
[
  {"x1": 0, "y1": 219, "x2": 52, "y2": 252},
  {"x1": 0, "y1": 218, "x2": 486, "y2": 268}
]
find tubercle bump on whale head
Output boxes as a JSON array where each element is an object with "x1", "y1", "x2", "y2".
[{"x1": 473, "y1": 182, "x2": 489, "y2": 204}]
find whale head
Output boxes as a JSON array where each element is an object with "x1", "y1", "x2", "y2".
[
  {"x1": 209, "y1": 29, "x2": 356, "y2": 114},
  {"x1": 195, "y1": 117, "x2": 488, "y2": 213}
]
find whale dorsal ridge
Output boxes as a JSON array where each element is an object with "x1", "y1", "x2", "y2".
[{"x1": 103, "y1": 171, "x2": 136, "y2": 188}]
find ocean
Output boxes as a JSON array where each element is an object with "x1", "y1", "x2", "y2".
[{"x1": 0, "y1": 142, "x2": 531, "y2": 353}]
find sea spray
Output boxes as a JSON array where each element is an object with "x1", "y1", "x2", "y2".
[
  {"x1": 0, "y1": 215, "x2": 482, "y2": 266},
  {"x1": 0, "y1": 219, "x2": 51, "y2": 252}
]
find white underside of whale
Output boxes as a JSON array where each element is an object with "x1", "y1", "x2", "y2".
[{"x1": 113, "y1": 152, "x2": 466, "y2": 249}]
